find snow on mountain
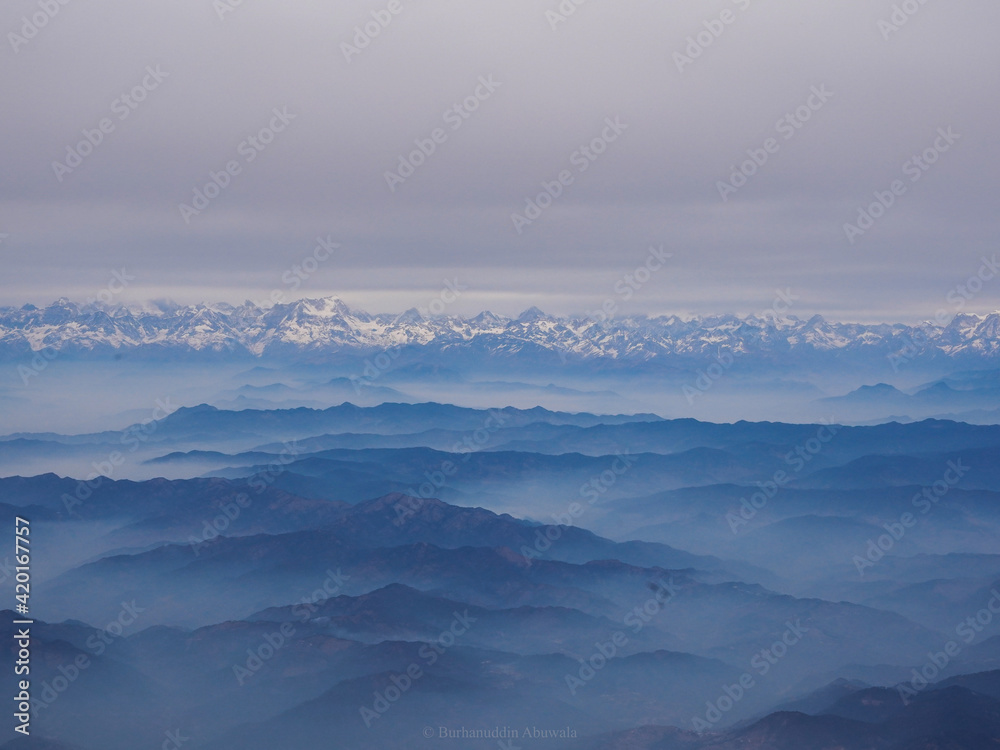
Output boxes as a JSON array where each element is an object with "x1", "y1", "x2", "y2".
[{"x1": 1, "y1": 296, "x2": 999, "y2": 364}]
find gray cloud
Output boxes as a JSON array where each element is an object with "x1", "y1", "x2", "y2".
[{"x1": 2, "y1": 0, "x2": 998, "y2": 321}]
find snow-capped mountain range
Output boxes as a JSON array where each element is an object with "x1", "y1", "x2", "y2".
[{"x1": 2, "y1": 296, "x2": 1000, "y2": 365}]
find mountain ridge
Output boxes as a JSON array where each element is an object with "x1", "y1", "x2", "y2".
[{"x1": 5, "y1": 296, "x2": 1000, "y2": 363}]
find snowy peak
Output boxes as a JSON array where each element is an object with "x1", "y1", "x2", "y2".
[
  {"x1": 1, "y1": 298, "x2": 999, "y2": 365},
  {"x1": 288, "y1": 296, "x2": 354, "y2": 319},
  {"x1": 516, "y1": 306, "x2": 546, "y2": 322}
]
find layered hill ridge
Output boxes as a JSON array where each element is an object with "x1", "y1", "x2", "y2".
[{"x1": 6, "y1": 403, "x2": 1000, "y2": 749}]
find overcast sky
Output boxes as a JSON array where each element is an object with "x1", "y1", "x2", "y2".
[{"x1": 2, "y1": 0, "x2": 998, "y2": 322}]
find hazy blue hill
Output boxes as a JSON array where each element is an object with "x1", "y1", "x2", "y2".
[
  {"x1": 137, "y1": 402, "x2": 663, "y2": 443},
  {"x1": 247, "y1": 582, "x2": 676, "y2": 654},
  {"x1": 951, "y1": 640, "x2": 1000, "y2": 676},
  {"x1": 0, "y1": 474, "x2": 352, "y2": 558},
  {"x1": 769, "y1": 677, "x2": 872, "y2": 716},
  {"x1": 826, "y1": 383, "x2": 909, "y2": 402},
  {"x1": 936, "y1": 669, "x2": 1000, "y2": 699},
  {"x1": 230, "y1": 445, "x2": 807, "y2": 504},
  {"x1": 198, "y1": 648, "x2": 745, "y2": 750},
  {"x1": 852, "y1": 574, "x2": 1000, "y2": 631},
  {"x1": 815, "y1": 379, "x2": 1000, "y2": 419},
  {"x1": 0, "y1": 740, "x2": 87, "y2": 750},
  {"x1": 879, "y1": 685, "x2": 1000, "y2": 748},
  {"x1": 38, "y1": 527, "x2": 947, "y2": 681},
  {"x1": 422, "y1": 417, "x2": 1000, "y2": 461},
  {"x1": 292, "y1": 492, "x2": 744, "y2": 575},
  {"x1": 794, "y1": 447, "x2": 1000, "y2": 490},
  {"x1": 819, "y1": 685, "x2": 909, "y2": 724},
  {"x1": 201, "y1": 669, "x2": 598, "y2": 750},
  {"x1": 583, "y1": 678, "x2": 1000, "y2": 749},
  {"x1": 249, "y1": 420, "x2": 594, "y2": 453},
  {"x1": 574, "y1": 725, "x2": 707, "y2": 750},
  {"x1": 589, "y1": 484, "x2": 1000, "y2": 571},
  {"x1": 0, "y1": 614, "x2": 164, "y2": 750},
  {"x1": 5, "y1": 402, "x2": 1000, "y2": 748},
  {"x1": 13, "y1": 404, "x2": 1000, "y2": 461},
  {"x1": 40, "y1": 537, "x2": 650, "y2": 626},
  {"x1": 728, "y1": 514, "x2": 888, "y2": 575},
  {"x1": 709, "y1": 711, "x2": 882, "y2": 750}
]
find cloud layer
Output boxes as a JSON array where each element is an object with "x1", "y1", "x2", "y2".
[{"x1": 2, "y1": 0, "x2": 998, "y2": 321}]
